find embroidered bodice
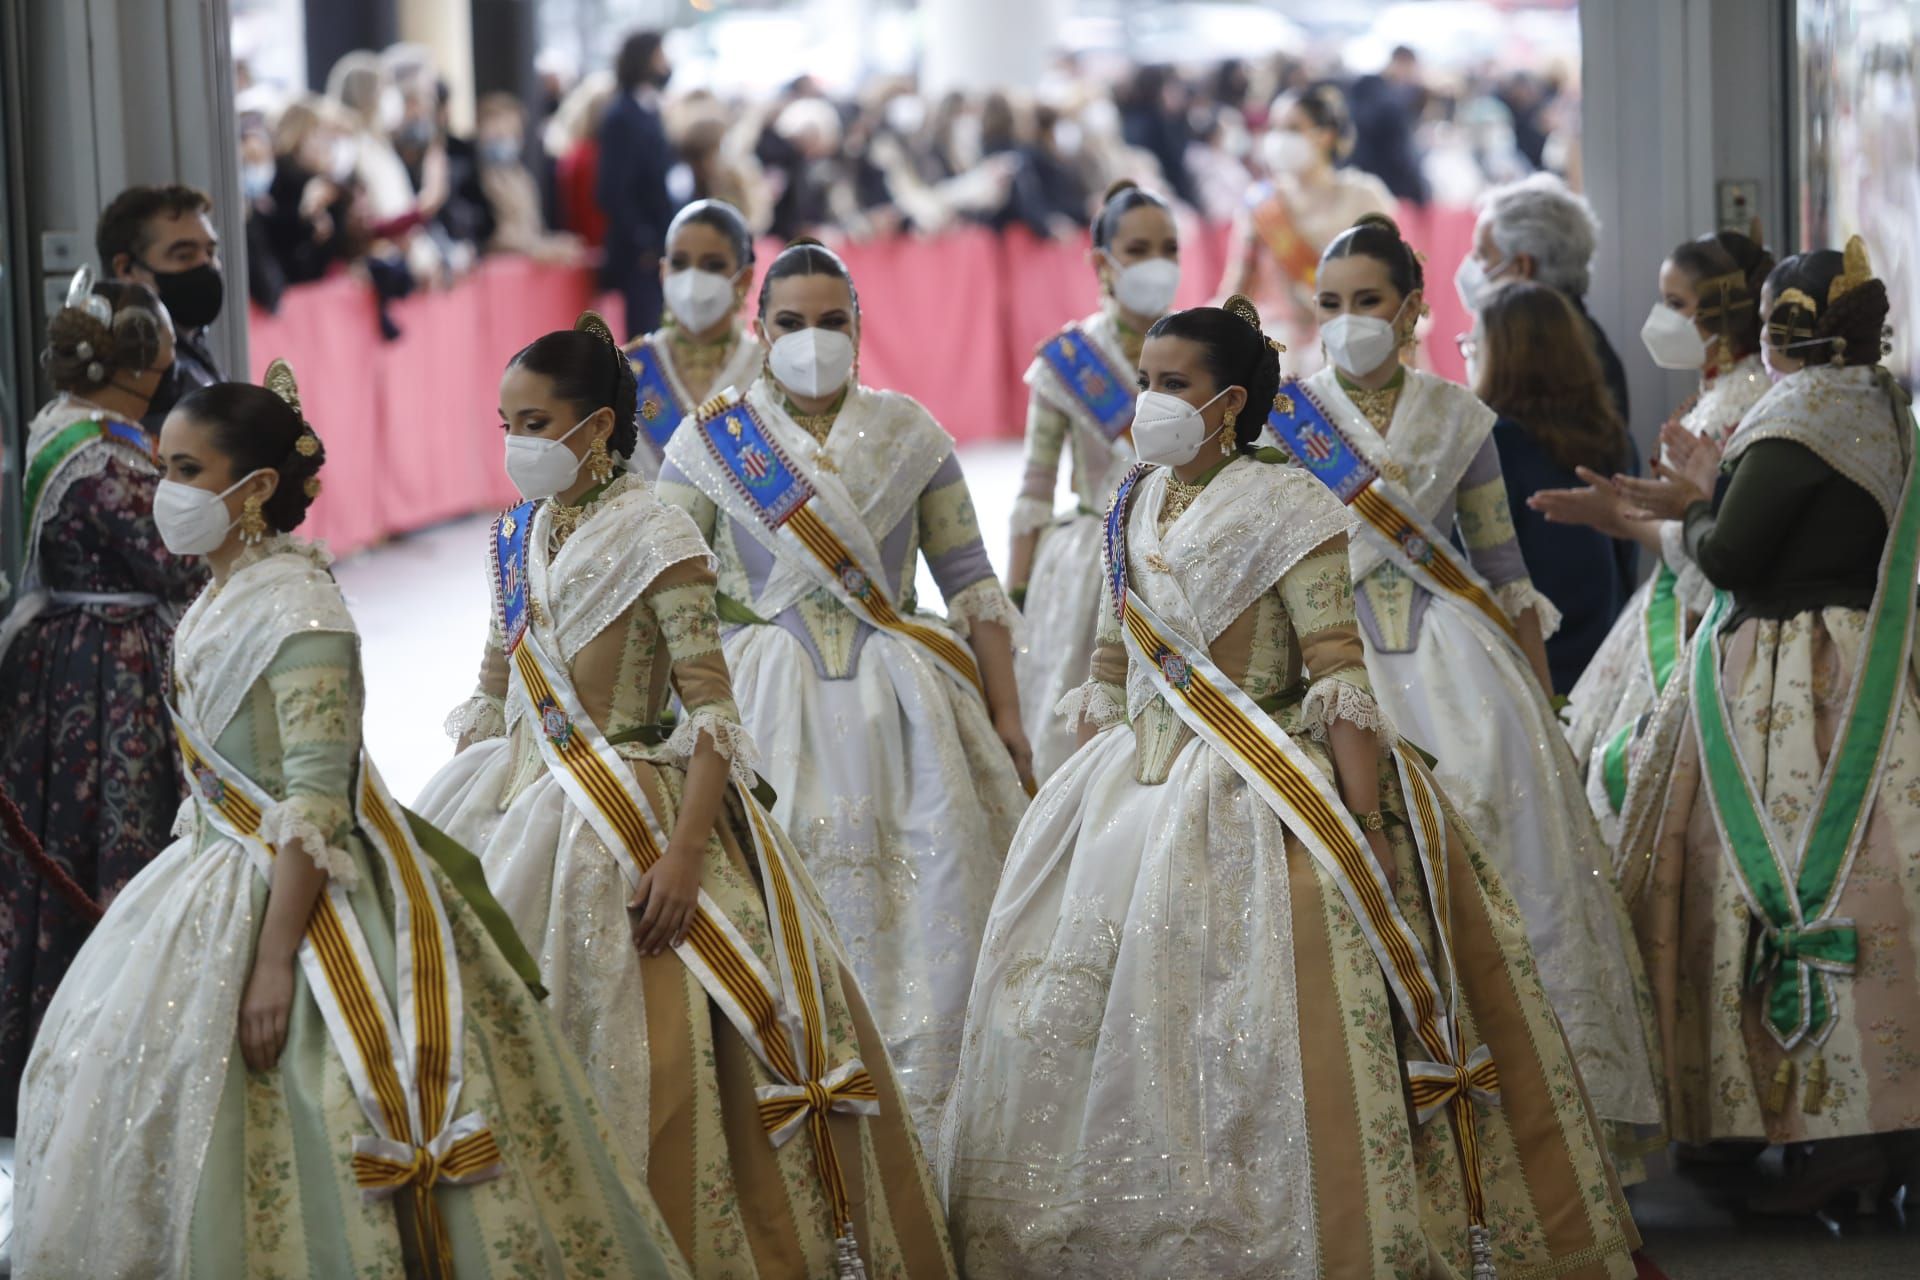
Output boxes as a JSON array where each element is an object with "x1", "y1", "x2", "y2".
[
  {"x1": 655, "y1": 381, "x2": 1019, "y2": 681},
  {"x1": 1066, "y1": 456, "x2": 1386, "y2": 783}
]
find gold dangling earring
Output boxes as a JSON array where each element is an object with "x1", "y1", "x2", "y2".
[
  {"x1": 239, "y1": 493, "x2": 267, "y2": 545},
  {"x1": 1221, "y1": 407, "x2": 1239, "y2": 457},
  {"x1": 585, "y1": 436, "x2": 614, "y2": 484}
]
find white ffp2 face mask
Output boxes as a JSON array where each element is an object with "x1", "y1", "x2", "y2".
[
  {"x1": 1454, "y1": 253, "x2": 1511, "y2": 315},
  {"x1": 1320, "y1": 299, "x2": 1408, "y2": 379},
  {"x1": 504, "y1": 413, "x2": 596, "y2": 501},
  {"x1": 152, "y1": 471, "x2": 262, "y2": 556},
  {"x1": 1261, "y1": 129, "x2": 1316, "y2": 176},
  {"x1": 1105, "y1": 255, "x2": 1181, "y2": 318},
  {"x1": 1640, "y1": 302, "x2": 1708, "y2": 370},
  {"x1": 664, "y1": 268, "x2": 739, "y2": 334},
  {"x1": 1132, "y1": 387, "x2": 1230, "y2": 468},
  {"x1": 768, "y1": 328, "x2": 856, "y2": 399}
]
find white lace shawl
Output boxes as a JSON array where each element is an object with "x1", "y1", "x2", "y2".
[
  {"x1": 1301, "y1": 367, "x2": 1496, "y2": 583},
  {"x1": 1121, "y1": 459, "x2": 1356, "y2": 721},
  {"x1": 1724, "y1": 363, "x2": 1912, "y2": 523}
]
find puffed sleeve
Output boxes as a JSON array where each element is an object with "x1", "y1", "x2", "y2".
[
  {"x1": 648, "y1": 558, "x2": 760, "y2": 788},
  {"x1": 257, "y1": 630, "x2": 363, "y2": 886},
  {"x1": 655, "y1": 453, "x2": 720, "y2": 543},
  {"x1": 918, "y1": 450, "x2": 1024, "y2": 638},
  {"x1": 1057, "y1": 601, "x2": 1128, "y2": 733},
  {"x1": 1283, "y1": 534, "x2": 1392, "y2": 743},
  {"x1": 444, "y1": 552, "x2": 509, "y2": 744},
  {"x1": 1455, "y1": 435, "x2": 1562, "y2": 638},
  {"x1": 1012, "y1": 393, "x2": 1070, "y2": 542}
]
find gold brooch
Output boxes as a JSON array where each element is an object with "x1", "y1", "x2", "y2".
[{"x1": 295, "y1": 432, "x2": 320, "y2": 457}]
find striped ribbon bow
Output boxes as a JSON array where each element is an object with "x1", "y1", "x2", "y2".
[{"x1": 1407, "y1": 1042, "x2": 1501, "y2": 1125}]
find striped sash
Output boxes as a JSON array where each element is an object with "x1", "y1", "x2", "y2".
[
  {"x1": 171, "y1": 712, "x2": 497, "y2": 1280},
  {"x1": 1268, "y1": 379, "x2": 1526, "y2": 654},
  {"x1": 1106, "y1": 471, "x2": 1500, "y2": 1265},
  {"x1": 693, "y1": 389, "x2": 982, "y2": 692},
  {"x1": 503, "y1": 613, "x2": 880, "y2": 1261}
]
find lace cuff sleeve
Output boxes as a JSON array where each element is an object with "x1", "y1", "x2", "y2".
[
  {"x1": 946, "y1": 576, "x2": 1026, "y2": 641},
  {"x1": 1495, "y1": 579, "x2": 1563, "y2": 640},
  {"x1": 1056, "y1": 680, "x2": 1126, "y2": 732},
  {"x1": 444, "y1": 695, "x2": 506, "y2": 744},
  {"x1": 1011, "y1": 495, "x2": 1058, "y2": 538},
  {"x1": 257, "y1": 795, "x2": 360, "y2": 887},
  {"x1": 663, "y1": 701, "x2": 761, "y2": 789},
  {"x1": 1299, "y1": 672, "x2": 1393, "y2": 743}
]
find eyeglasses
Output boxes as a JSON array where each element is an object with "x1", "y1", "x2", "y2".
[{"x1": 1454, "y1": 334, "x2": 1479, "y2": 361}]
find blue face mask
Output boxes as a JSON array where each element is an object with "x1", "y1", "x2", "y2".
[{"x1": 480, "y1": 138, "x2": 520, "y2": 168}]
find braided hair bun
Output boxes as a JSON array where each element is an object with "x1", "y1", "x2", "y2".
[
  {"x1": 43, "y1": 281, "x2": 167, "y2": 395},
  {"x1": 174, "y1": 361, "x2": 329, "y2": 533},
  {"x1": 506, "y1": 310, "x2": 641, "y2": 459},
  {"x1": 1764, "y1": 240, "x2": 1891, "y2": 369},
  {"x1": 1321, "y1": 212, "x2": 1425, "y2": 297},
  {"x1": 1145, "y1": 295, "x2": 1283, "y2": 453}
]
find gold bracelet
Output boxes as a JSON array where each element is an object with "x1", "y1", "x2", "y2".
[{"x1": 1353, "y1": 809, "x2": 1385, "y2": 832}]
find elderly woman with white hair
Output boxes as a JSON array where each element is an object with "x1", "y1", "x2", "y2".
[{"x1": 1456, "y1": 173, "x2": 1632, "y2": 425}]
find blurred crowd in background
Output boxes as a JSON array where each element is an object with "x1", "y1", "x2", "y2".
[{"x1": 235, "y1": 31, "x2": 1579, "y2": 332}]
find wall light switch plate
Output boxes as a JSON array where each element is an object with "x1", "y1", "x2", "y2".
[{"x1": 1717, "y1": 180, "x2": 1761, "y2": 234}]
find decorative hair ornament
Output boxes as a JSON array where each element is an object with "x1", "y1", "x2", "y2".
[
  {"x1": 264, "y1": 357, "x2": 304, "y2": 417},
  {"x1": 295, "y1": 432, "x2": 320, "y2": 457},
  {"x1": 1829, "y1": 235, "x2": 1874, "y2": 305},
  {"x1": 1693, "y1": 269, "x2": 1751, "y2": 324},
  {"x1": 304, "y1": 476, "x2": 323, "y2": 499},
  {"x1": 1773, "y1": 287, "x2": 1819, "y2": 317},
  {"x1": 572, "y1": 308, "x2": 621, "y2": 354},
  {"x1": 1223, "y1": 293, "x2": 1264, "y2": 334},
  {"x1": 64, "y1": 266, "x2": 113, "y2": 327}
]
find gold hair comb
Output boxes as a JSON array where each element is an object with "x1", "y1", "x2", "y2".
[
  {"x1": 264, "y1": 358, "x2": 303, "y2": 417},
  {"x1": 1829, "y1": 235, "x2": 1874, "y2": 305},
  {"x1": 573, "y1": 309, "x2": 620, "y2": 350}
]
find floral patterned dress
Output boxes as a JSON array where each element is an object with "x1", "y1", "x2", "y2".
[{"x1": 0, "y1": 393, "x2": 205, "y2": 1130}]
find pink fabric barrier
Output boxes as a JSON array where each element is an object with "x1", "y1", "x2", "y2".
[{"x1": 249, "y1": 207, "x2": 1475, "y2": 556}]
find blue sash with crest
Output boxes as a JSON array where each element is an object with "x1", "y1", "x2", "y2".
[
  {"x1": 627, "y1": 339, "x2": 685, "y2": 452},
  {"x1": 490, "y1": 499, "x2": 537, "y2": 655},
  {"x1": 1263, "y1": 383, "x2": 1378, "y2": 502},
  {"x1": 1038, "y1": 326, "x2": 1135, "y2": 442},
  {"x1": 697, "y1": 399, "x2": 814, "y2": 526}
]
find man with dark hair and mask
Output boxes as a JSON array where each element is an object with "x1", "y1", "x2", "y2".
[
  {"x1": 96, "y1": 184, "x2": 227, "y2": 430},
  {"x1": 598, "y1": 29, "x2": 677, "y2": 337}
]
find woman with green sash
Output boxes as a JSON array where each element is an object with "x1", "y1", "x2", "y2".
[
  {"x1": 1531, "y1": 230, "x2": 1775, "y2": 850},
  {"x1": 0, "y1": 271, "x2": 205, "y2": 1130},
  {"x1": 16, "y1": 367, "x2": 690, "y2": 1278},
  {"x1": 1615, "y1": 238, "x2": 1920, "y2": 1213}
]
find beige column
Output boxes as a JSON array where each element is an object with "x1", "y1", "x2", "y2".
[{"x1": 397, "y1": 0, "x2": 476, "y2": 134}]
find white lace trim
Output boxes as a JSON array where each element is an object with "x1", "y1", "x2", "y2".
[
  {"x1": 1010, "y1": 495, "x2": 1058, "y2": 538},
  {"x1": 946, "y1": 577, "x2": 1026, "y2": 644},
  {"x1": 665, "y1": 707, "x2": 762, "y2": 789},
  {"x1": 256, "y1": 799, "x2": 360, "y2": 889},
  {"x1": 1299, "y1": 676, "x2": 1394, "y2": 745},
  {"x1": 171, "y1": 796, "x2": 197, "y2": 839},
  {"x1": 443, "y1": 695, "x2": 506, "y2": 744},
  {"x1": 1496, "y1": 579, "x2": 1563, "y2": 640},
  {"x1": 1055, "y1": 680, "x2": 1126, "y2": 732}
]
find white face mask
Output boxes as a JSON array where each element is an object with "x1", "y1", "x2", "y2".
[
  {"x1": 1132, "y1": 387, "x2": 1230, "y2": 468},
  {"x1": 1453, "y1": 253, "x2": 1510, "y2": 315},
  {"x1": 504, "y1": 413, "x2": 596, "y2": 501},
  {"x1": 1106, "y1": 255, "x2": 1181, "y2": 319},
  {"x1": 1321, "y1": 300, "x2": 1407, "y2": 379},
  {"x1": 152, "y1": 471, "x2": 262, "y2": 556},
  {"x1": 1261, "y1": 129, "x2": 1316, "y2": 176},
  {"x1": 664, "y1": 268, "x2": 738, "y2": 334},
  {"x1": 768, "y1": 328, "x2": 856, "y2": 399},
  {"x1": 1640, "y1": 302, "x2": 1708, "y2": 370}
]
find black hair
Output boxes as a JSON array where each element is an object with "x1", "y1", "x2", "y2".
[
  {"x1": 1319, "y1": 212, "x2": 1425, "y2": 297},
  {"x1": 666, "y1": 199, "x2": 756, "y2": 273},
  {"x1": 1763, "y1": 248, "x2": 1891, "y2": 369},
  {"x1": 174, "y1": 381, "x2": 328, "y2": 533},
  {"x1": 95, "y1": 183, "x2": 213, "y2": 271},
  {"x1": 1668, "y1": 230, "x2": 1775, "y2": 359},
  {"x1": 756, "y1": 239, "x2": 860, "y2": 320},
  {"x1": 1091, "y1": 179, "x2": 1172, "y2": 251},
  {"x1": 615, "y1": 31, "x2": 665, "y2": 94},
  {"x1": 507, "y1": 324, "x2": 640, "y2": 459},
  {"x1": 1145, "y1": 303, "x2": 1282, "y2": 454},
  {"x1": 1286, "y1": 83, "x2": 1355, "y2": 161}
]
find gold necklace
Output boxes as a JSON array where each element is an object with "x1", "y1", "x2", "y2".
[
  {"x1": 1160, "y1": 474, "x2": 1207, "y2": 528},
  {"x1": 667, "y1": 326, "x2": 738, "y2": 396},
  {"x1": 1347, "y1": 381, "x2": 1402, "y2": 434}
]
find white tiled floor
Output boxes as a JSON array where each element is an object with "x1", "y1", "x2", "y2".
[{"x1": 336, "y1": 442, "x2": 1030, "y2": 800}]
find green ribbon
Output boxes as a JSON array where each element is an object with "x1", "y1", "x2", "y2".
[
  {"x1": 1693, "y1": 415, "x2": 1920, "y2": 1046},
  {"x1": 1600, "y1": 563, "x2": 1685, "y2": 815},
  {"x1": 21, "y1": 419, "x2": 105, "y2": 537},
  {"x1": 401, "y1": 807, "x2": 548, "y2": 999},
  {"x1": 714, "y1": 592, "x2": 770, "y2": 627}
]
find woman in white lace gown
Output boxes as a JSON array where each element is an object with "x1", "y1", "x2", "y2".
[
  {"x1": 416, "y1": 314, "x2": 957, "y2": 1277},
  {"x1": 1007, "y1": 181, "x2": 1173, "y2": 782},
  {"x1": 656, "y1": 242, "x2": 1032, "y2": 1143},
  {"x1": 939, "y1": 301, "x2": 1640, "y2": 1279},
  {"x1": 1299, "y1": 214, "x2": 1664, "y2": 1159},
  {"x1": 1536, "y1": 230, "x2": 1775, "y2": 848},
  {"x1": 620, "y1": 199, "x2": 766, "y2": 478},
  {"x1": 17, "y1": 366, "x2": 687, "y2": 1279}
]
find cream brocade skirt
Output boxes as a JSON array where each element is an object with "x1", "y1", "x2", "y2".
[
  {"x1": 1015, "y1": 512, "x2": 1106, "y2": 785},
  {"x1": 1621, "y1": 606, "x2": 1920, "y2": 1145},
  {"x1": 938, "y1": 710, "x2": 1640, "y2": 1280}
]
